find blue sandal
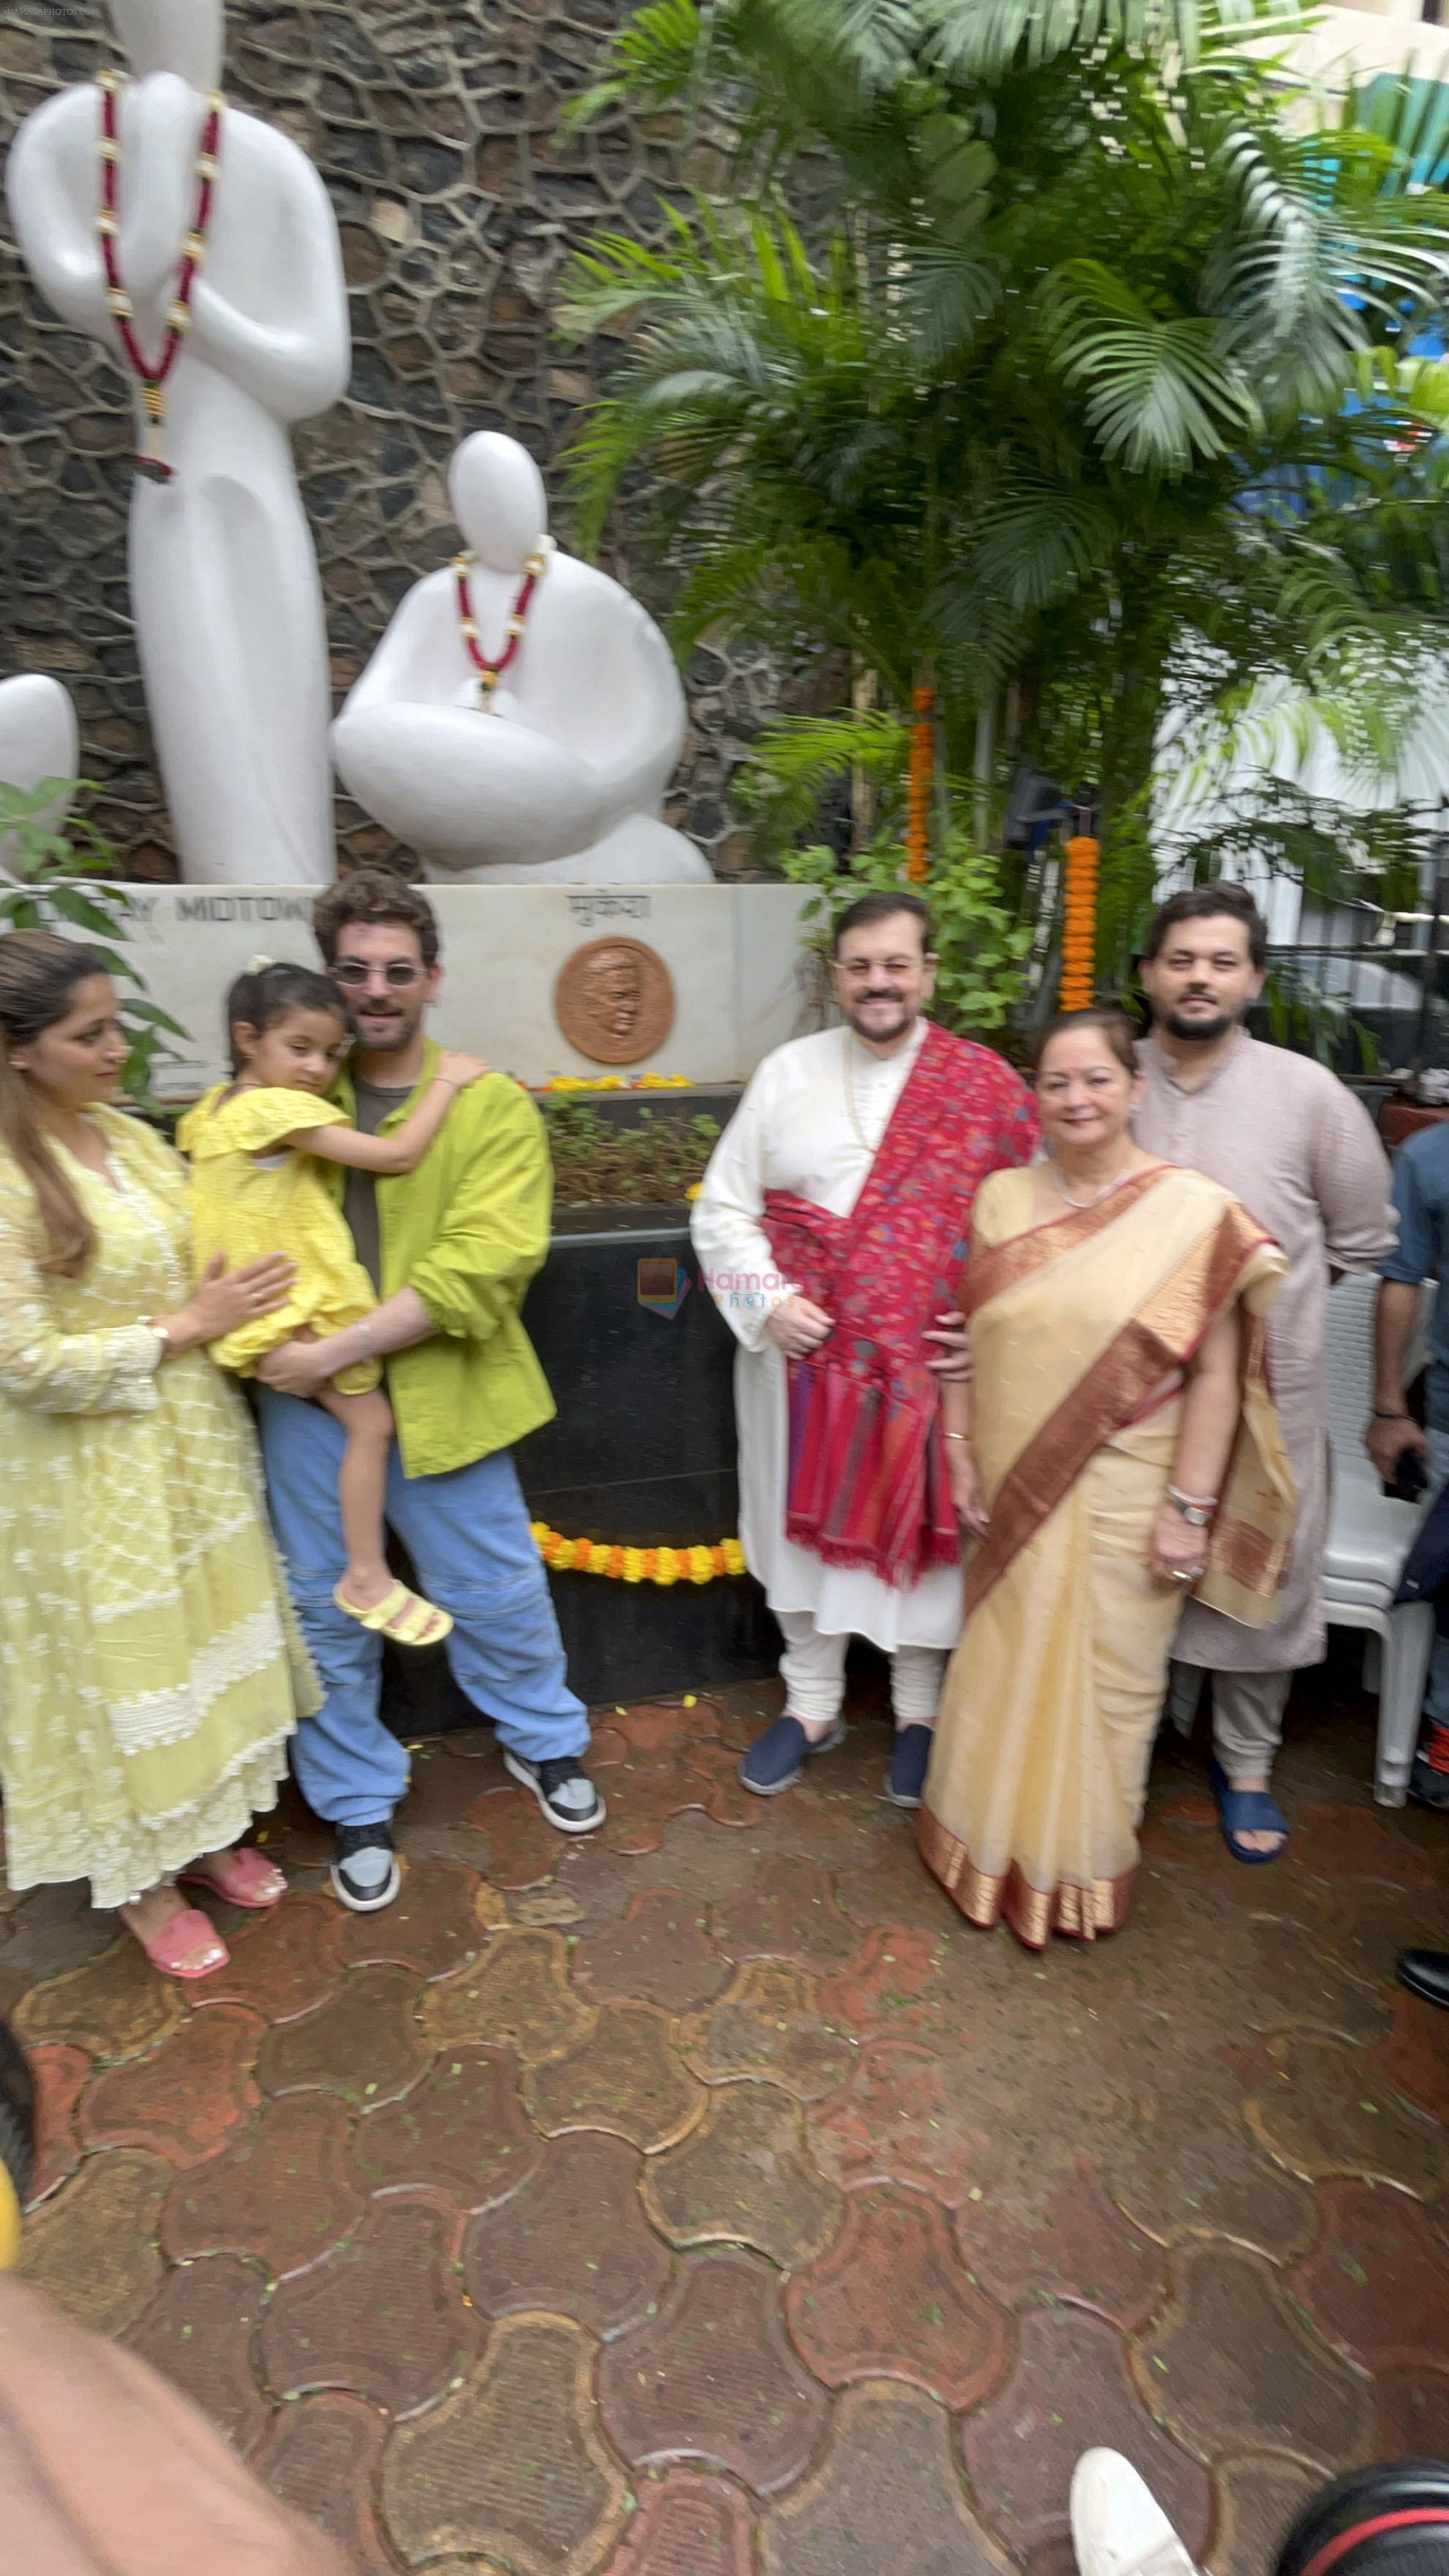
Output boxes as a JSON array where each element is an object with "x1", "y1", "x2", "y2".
[{"x1": 1209, "y1": 1756, "x2": 1289, "y2": 1864}]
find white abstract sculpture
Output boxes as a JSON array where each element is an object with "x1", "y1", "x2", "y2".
[
  {"x1": 7, "y1": 0, "x2": 349, "y2": 888},
  {"x1": 332, "y1": 432, "x2": 713, "y2": 885},
  {"x1": 0, "y1": 676, "x2": 80, "y2": 877}
]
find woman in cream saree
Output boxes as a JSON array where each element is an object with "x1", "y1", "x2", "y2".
[{"x1": 918, "y1": 1012, "x2": 1293, "y2": 1948}]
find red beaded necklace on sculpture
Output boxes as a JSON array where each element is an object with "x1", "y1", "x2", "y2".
[
  {"x1": 96, "y1": 69, "x2": 222, "y2": 484},
  {"x1": 453, "y1": 537, "x2": 553, "y2": 711}
]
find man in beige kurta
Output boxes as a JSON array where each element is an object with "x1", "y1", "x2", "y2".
[{"x1": 1134, "y1": 884, "x2": 1395, "y2": 1851}]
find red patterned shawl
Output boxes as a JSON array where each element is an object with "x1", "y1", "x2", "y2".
[{"x1": 763, "y1": 1022, "x2": 1039, "y2": 1588}]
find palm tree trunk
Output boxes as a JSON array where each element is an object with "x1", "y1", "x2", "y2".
[{"x1": 973, "y1": 697, "x2": 996, "y2": 843}]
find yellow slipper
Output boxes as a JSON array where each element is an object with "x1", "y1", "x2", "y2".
[{"x1": 333, "y1": 1580, "x2": 453, "y2": 1647}]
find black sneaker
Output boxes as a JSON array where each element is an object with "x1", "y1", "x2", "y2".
[
  {"x1": 503, "y1": 1750, "x2": 605, "y2": 1834},
  {"x1": 331, "y1": 1821, "x2": 401, "y2": 1913}
]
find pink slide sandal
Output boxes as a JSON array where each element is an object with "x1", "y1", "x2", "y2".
[
  {"x1": 178, "y1": 1847, "x2": 288, "y2": 1911},
  {"x1": 140, "y1": 1906, "x2": 231, "y2": 1982}
]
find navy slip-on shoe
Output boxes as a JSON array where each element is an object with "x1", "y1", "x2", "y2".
[
  {"x1": 886, "y1": 1723, "x2": 934, "y2": 1810},
  {"x1": 1208, "y1": 1756, "x2": 1289, "y2": 1862},
  {"x1": 741, "y1": 1714, "x2": 847, "y2": 1797}
]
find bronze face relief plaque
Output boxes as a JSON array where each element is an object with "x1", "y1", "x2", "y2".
[{"x1": 553, "y1": 936, "x2": 676, "y2": 1066}]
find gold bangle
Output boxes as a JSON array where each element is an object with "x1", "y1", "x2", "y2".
[{"x1": 944, "y1": 1431, "x2": 970, "y2": 1446}]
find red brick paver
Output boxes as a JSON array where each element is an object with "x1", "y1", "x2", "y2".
[{"x1": 9, "y1": 1682, "x2": 1449, "y2": 2576}]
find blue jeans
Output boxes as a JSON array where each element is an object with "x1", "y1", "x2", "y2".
[
  {"x1": 1426, "y1": 1415, "x2": 1449, "y2": 1734},
  {"x1": 258, "y1": 1388, "x2": 588, "y2": 1827}
]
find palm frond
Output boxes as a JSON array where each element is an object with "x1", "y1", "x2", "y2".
[
  {"x1": 780, "y1": 0, "x2": 927, "y2": 89},
  {"x1": 733, "y1": 708, "x2": 912, "y2": 855},
  {"x1": 568, "y1": 0, "x2": 718, "y2": 126},
  {"x1": 967, "y1": 484, "x2": 1119, "y2": 611},
  {"x1": 1209, "y1": 114, "x2": 1449, "y2": 412},
  {"x1": 1039, "y1": 261, "x2": 1262, "y2": 470},
  {"x1": 1342, "y1": 61, "x2": 1449, "y2": 191},
  {"x1": 892, "y1": 239, "x2": 1007, "y2": 367},
  {"x1": 924, "y1": 0, "x2": 1307, "y2": 79}
]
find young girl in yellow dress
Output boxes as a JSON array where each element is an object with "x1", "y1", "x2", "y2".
[{"x1": 180, "y1": 962, "x2": 486, "y2": 1647}]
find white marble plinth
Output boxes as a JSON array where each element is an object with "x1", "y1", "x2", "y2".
[{"x1": 100, "y1": 880, "x2": 821, "y2": 1099}]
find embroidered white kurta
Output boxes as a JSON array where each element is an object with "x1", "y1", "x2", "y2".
[
  {"x1": 692, "y1": 1022, "x2": 966, "y2": 1650},
  {"x1": 1134, "y1": 1030, "x2": 1396, "y2": 1671}
]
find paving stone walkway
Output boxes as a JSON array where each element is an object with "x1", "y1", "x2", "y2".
[{"x1": 7, "y1": 1668, "x2": 1449, "y2": 2576}]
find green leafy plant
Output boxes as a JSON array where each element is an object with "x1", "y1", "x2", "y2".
[
  {"x1": 782, "y1": 832, "x2": 1033, "y2": 1036},
  {"x1": 544, "y1": 1099, "x2": 722, "y2": 1205},
  {"x1": 0, "y1": 777, "x2": 187, "y2": 1112}
]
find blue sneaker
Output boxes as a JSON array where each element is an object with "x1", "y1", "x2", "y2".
[
  {"x1": 740, "y1": 1714, "x2": 847, "y2": 1797},
  {"x1": 887, "y1": 1723, "x2": 933, "y2": 1810}
]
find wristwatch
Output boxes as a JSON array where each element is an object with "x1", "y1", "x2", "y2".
[{"x1": 1167, "y1": 1488, "x2": 1214, "y2": 1529}]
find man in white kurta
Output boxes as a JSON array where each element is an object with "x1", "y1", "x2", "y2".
[
  {"x1": 1134, "y1": 885, "x2": 1396, "y2": 1856},
  {"x1": 692, "y1": 894, "x2": 1037, "y2": 1806}
]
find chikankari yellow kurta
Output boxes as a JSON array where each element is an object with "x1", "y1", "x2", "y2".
[
  {"x1": 0, "y1": 1107, "x2": 317, "y2": 1908},
  {"x1": 178, "y1": 1084, "x2": 380, "y2": 1393}
]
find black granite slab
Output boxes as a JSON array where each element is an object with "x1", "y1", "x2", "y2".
[{"x1": 380, "y1": 1212, "x2": 779, "y2": 1728}]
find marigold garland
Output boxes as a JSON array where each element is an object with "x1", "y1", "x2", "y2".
[
  {"x1": 1059, "y1": 834, "x2": 1101, "y2": 1011},
  {"x1": 905, "y1": 684, "x2": 935, "y2": 883},
  {"x1": 540, "y1": 1073, "x2": 693, "y2": 1093},
  {"x1": 530, "y1": 1521, "x2": 746, "y2": 1586}
]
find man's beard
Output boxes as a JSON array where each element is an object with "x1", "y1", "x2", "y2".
[
  {"x1": 845, "y1": 994, "x2": 916, "y2": 1041},
  {"x1": 349, "y1": 1004, "x2": 421, "y2": 1055},
  {"x1": 1161, "y1": 1001, "x2": 1241, "y2": 1046}
]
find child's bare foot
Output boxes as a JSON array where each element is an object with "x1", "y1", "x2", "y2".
[
  {"x1": 332, "y1": 1577, "x2": 453, "y2": 1647},
  {"x1": 335, "y1": 1568, "x2": 394, "y2": 1615},
  {"x1": 118, "y1": 1887, "x2": 228, "y2": 1978}
]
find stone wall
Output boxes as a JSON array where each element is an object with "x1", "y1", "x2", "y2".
[{"x1": 0, "y1": 0, "x2": 774, "y2": 879}]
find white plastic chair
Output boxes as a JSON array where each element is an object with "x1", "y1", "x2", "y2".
[{"x1": 1321, "y1": 1274, "x2": 1437, "y2": 1805}]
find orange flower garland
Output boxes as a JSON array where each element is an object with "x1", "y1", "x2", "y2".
[
  {"x1": 905, "y1": 686, "x2": 935, "y2": 883},
  {"x1": 530, "y1": 1522, "x2": 746, "y2": 1587},
  {"x1": 1059, "y1": 834, "x2": 1100, "y2": 1010}
]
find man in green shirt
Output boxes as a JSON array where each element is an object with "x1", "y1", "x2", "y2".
[{"x1": 255, "y1": 871, "x2": 602, "y2": 1910}]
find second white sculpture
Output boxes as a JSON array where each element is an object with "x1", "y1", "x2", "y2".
[
  {"x1": 332, "y1": 433, "x2": 712, "y2": 885},
  {"x1": 7, "y1": 0, "x2": 349, "y2": 888}
]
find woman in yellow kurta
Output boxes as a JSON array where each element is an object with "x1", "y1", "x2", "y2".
[
  {"x1": 0, "y1": 931, "x2": 318, "y2": 1979},
  {"x1": 179, "y1": 961, "x2": 484, "y2": 1648},
  {"x1": 918, "y1": 1009, "x2": 1293, "y2": 1948}
]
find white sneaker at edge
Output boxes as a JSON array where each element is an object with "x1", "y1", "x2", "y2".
[{"x1": 1071, "y1": 2451, "x2": 1201, "y2": 2576}]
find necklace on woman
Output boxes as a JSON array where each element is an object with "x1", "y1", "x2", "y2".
[
  {"x1": 1051, "y1": 1158, "x2": 1139, "y2": 1210},
  {"x1": 95, "y1": 70, "x2": 223, "y2": 484},
  {"x1": 454, "y1": 539, "x2": 553, "y2": 712}
]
